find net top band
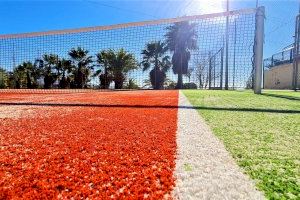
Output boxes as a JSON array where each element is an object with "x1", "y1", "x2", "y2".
[{"x1": 0, "y1": 8, "x2": 257, "y2": 40}]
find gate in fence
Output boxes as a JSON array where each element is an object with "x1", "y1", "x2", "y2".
[{"x1": 0, "y1": 7, "x2": 264, "y2": 92}]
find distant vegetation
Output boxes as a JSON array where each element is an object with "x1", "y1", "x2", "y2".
[
  {"x1": 141, "y1": 41, "x2": 171, "y2": 89},
  {"x1": 0, "y1": 22, "x2": 199, "y2": 90}
]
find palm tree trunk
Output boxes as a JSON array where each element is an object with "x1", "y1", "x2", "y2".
[
  {"x1": 176, "y1": 73, "x2": 183, "y2": 89},
  {"x1": 16, "y1": 80, "x2": 21, "y2": 89},
  {"x1": 114, "y1": 72, "x2": 124, "y2": 89},
  {"x1": 26, "y1": 72, "x2": 32, "y2": 89},
  {"x1": 60, "y1": 71, "x2": 66, "y2": 89},
  {"x1": 104, "y1": 66, "x2": 110, "y2": 89},
  {"x1": 153, "y1": 54, "x2": 163, "y2": 90},
  {"x1": 44, "y1": 76, "x2": 51, "y2": 89}
]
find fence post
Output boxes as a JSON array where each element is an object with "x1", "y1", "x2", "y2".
[
  {"x1": 220, "y1": 47, "x2": 224, "y2": 89},
  {"x1": 208, "y1": 56, "x2": 212, "y2": 89},
  {"x1": 271, "y1": 56, "x2": 274, "y2": 67},
  {"x1": 254, "y1": 6, "x2": 265, "y2": 94},
  {"x1": 225, "y1": 1, "x2": 229, "y2": 90}
]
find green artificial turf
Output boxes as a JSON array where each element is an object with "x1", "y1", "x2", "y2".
[{"x1": 183, "y1": 90, "x2": 300, "y2": 200}]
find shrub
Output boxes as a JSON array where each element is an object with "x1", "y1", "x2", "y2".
[
  {"x1": 165, "y1": 80, "x2": 176, "y2": 89},
  {"x1": 183, "y1": 82, "x2": 197, "y2": 89},
  {"x1": 125, "y1": 79, "x2": 139, "y2": 89}
]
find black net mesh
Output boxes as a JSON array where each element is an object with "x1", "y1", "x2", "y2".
[{"x1": 0, "y1": 9, "x2": 256, "y2": 92}]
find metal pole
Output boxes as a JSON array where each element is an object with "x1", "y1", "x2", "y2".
[
  {"x1": 213, "y1": 57, "x2": 216, "y2": 88},
  {"x1": 220, "y1": 47, "x2": 224, "y2": 89},
  {"x1": 254, "y1": 6, "x2": 265, "y2": 94},
  {"x1": 209, "y1": 56, "x2": 212, "y2": 89},
  {"x1": 225, "y1": 0, "x2": 229, "y2": 90},
  {"x1": 233, "y1": 21, "x2": 237, "y2": 89}
]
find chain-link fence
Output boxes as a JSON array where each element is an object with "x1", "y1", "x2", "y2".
[
  {"x1": 208, "y1": 47, "x2": 224, "y2": 89},
  {"x1": 264, "y1": 49, "x2": 293, "y2": 69},
  {"x1": 0, "y1": 8, "x2": 257, "y2": 92}
]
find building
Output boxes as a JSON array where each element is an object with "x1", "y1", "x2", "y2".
[{"x1": 263, "y1": 45, "x2": 300, "y2": 89}]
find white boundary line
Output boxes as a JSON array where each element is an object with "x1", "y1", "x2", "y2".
[
  {"x1": 0, "y1": 8, "x2": 256, "y2": 39},
  {"x1": 172, "y1": 91, "x2": 264, "y2": 199}
]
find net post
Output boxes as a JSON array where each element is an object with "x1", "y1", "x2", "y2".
[{"x1": 253, "y1": 6, "x2": 265, "y2": 94}]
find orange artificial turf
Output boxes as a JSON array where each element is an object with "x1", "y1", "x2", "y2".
[{"x1": 0, "y1": 91, "x2": 179, "y2": 199}]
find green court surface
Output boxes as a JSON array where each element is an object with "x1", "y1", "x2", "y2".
[{"x1": 184, "y1": 90, "x2": 300, "y2": 200}]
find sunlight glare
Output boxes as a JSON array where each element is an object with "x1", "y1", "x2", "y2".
[{"x1": 185, "y1": 0, "x2": 225, "y2": 15}]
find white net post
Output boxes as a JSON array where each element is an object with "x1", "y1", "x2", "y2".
[{"x1": 253, "y1": 6, "x2": 265, "y2": 94}]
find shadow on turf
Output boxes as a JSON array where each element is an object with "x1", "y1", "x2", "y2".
[
  {"x1": 0, "y1": 102, "x2": 300, "y2": 114},
  {"x1": 261, "y1": 93, "x2": 300, "y2": 101}
]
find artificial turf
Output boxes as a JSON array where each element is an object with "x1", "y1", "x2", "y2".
[
  {"x1": 183, "y1": 90, "x2": 300, "y2": 200},
  {"x1": 0, "y1": 91, "x2": 178, "y2": 199}
]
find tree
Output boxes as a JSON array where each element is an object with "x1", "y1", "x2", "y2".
[
  {"x1": 57, "y1": 58, "x2": 73, "y2": 89},
  {"x1": 12, "y1": 65, "x2": 27, "y2": 89},
  {"x1": 185, "y1": 67, "x2": 194, "y2": 83},
  {"x1": 9, "y1": 62, "x2": 38, "y2": 89},
  {"x1": 97, "y1": 49, "x2": 136, "y2": 89},
  {"x1": 0, "y1": 68, "x2": 8, "y2": 89},
  {"x1": 18, "y1": 61, "x2": 41, "y2": 89},
  {"x1": 194, "y1": 59, "x2": 209, "y2": 89},
  {"x1": 95, "y1": 50, "x2": 114, "y2": 89},
  {"x1": 165, "y1": 21, "x2": 198, "y2": 89},
  {"x1": 36, "y1": 54, "x2": 59, "y2": 89},
  {"x1": 69, "y1": 47, "x2": 94, "y2": 89},
  {"x1": 141, "y1": 41, "x2": 171, "y2": 89},
  {"x1": 9, "y1": 62, "x2": 40, "y2": 89},
  {"x1": 6, "y1": 72, "x2": 15, "y2": 89},
  {"x1": 112, "y1": 49, "x2": 137, "y2": 89}
]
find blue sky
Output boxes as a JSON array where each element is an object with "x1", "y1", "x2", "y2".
[{"x1": 0, "y1": 0, "x2": 298, "y2": 58}]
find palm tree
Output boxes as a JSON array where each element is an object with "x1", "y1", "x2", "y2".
[
  {"x1": 25, "y1": 61, "x2": 40, "y2": 88},
  {"x1": 36, "y1": 54, "x2": 59, "y2": 89},
  {"x1": 68, "y1": 47, "x2": 94, "y2": 89},
  {"x1": 141, "y1": 41, "x2": 171, "y2": 89},
  {"x1": 165, "y1": 21, "x2": 198, "y2": 89},
  {"x1": 97, "y1": 49, "x2": 137, "y2": 89},
  {"x1": 112, "y1": 49, "x2": 137, "y2": 89},
  {"x1": 95, "y1": 50, "x2": 114, "y2": 89},
  {"x1": 57, "y1": 58, "x2": 72, "y2": 89}
]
